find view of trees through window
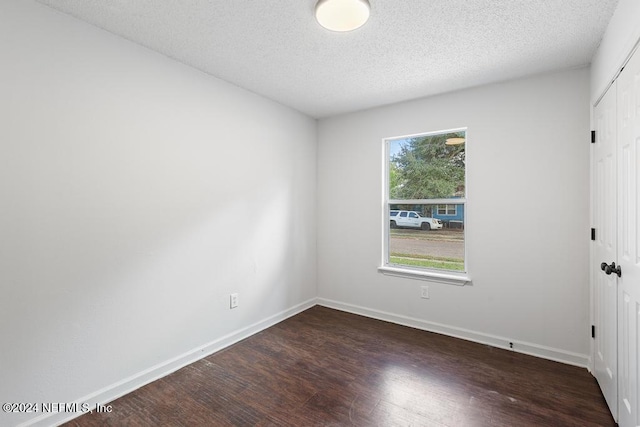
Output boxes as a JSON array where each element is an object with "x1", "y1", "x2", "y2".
[{"x1": 386, "y1": 130, "x2": 466, "y2": 272}]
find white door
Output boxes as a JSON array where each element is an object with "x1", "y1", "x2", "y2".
[
  {"x1": 593, "y1": 80, "x2": 618, "y2": 419},
  {"x1": 616, "y1": 45, "x2": 640, "y2": 427}
]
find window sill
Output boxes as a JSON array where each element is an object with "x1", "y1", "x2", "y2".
[{"x1": 378, "y1": 266, "x2": 471, "y2": 286}]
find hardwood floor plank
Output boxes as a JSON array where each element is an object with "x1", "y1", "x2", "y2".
[{"x1": 64, "y1": 306, "x2": 614, "y2": 426}]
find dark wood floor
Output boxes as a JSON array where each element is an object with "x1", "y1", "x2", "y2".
[{"x1": 65, "y1": 306, "x2": 615, "y2": 426}]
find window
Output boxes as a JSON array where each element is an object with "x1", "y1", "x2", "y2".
[
  {"x1": 437, "y1": 204, "x2": 457, "y2": 215},
  {"x1": 381, "y1": 129, "x2": 468, "y2": 284}
]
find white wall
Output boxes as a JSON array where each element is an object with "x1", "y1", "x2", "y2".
[
  {"x1": 0, "y1": 1, "x2": 316, "y2": 426},
  {"x1": 317, "y1": 68, "x2": 591, "y2": 365},
  {"x1": 591, "y1": 0, "x2": 640, "y2": 104}
]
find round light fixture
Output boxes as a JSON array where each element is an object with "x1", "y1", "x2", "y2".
[
  {"x1": 445, "y1": 137, "x2": 466, "y2": 145},
  {"x1": 315, "y1": 0, "x2": 371, "y2": 32}
]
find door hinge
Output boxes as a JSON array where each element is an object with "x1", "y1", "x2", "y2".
[
  {"x1": 592, "y1": 325, "x2": 595, "y2": 339},
  {"x1": 591, "y1": 228, "x2": 596, "y2": 241},
  {"x1": 591, "y1": 130, "x2": 596, "y2": 143}
]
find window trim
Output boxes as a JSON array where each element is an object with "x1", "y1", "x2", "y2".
[
  {"x1": 378, "y1": 265, "x2": 471, "y2": 285},
  {"x1": 381, "y1": 128, "x2": 470, "y2": 285}
]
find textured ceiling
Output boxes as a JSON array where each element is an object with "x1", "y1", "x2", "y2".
[{"x1": 36, "y1": 0, "x2": 618, "y2": 118}]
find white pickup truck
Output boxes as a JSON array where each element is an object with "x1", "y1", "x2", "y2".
[{"x1": 390, "y1": 210, "x2": 443, "y2": 230}]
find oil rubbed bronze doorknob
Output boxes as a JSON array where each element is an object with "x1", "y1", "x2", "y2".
[{"x1": 601, "y1": 261, "x2": 622, "y2": 278}]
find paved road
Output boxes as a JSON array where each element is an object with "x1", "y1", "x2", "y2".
[{"x1": 390, "y1": 231, "x2": 464, "y2": 259}]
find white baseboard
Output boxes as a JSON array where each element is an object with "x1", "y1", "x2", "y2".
[
  {"x1": 20, "y1": 298, "x2": 317, "y2": 427},
  {"x1": 317, "y1": 298, "x2": 590, "y2": 369}
]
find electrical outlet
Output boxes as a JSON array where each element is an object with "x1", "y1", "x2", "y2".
[
  {"x1": 230, "y1": 293, "x2": 239, "y2": 309},
  {"x1": 421, "y1": 285, "x2": 429, "y2": 299}
]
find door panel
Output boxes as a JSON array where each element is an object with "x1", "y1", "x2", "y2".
[
  {"x1": 617, "y1": 45, "x2": 640, "y2": 427},
  {"x1": 593, "y1": 81, "x2": 618, "y2": 419}
]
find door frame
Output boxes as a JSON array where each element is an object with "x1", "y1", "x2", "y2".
[{"x1": 590, "y1": 37, "x2": 640, "y2": 424}]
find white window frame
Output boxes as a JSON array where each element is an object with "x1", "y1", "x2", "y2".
[{"x1": 378, "y1": 128, "x2": 471, "y2": 286}]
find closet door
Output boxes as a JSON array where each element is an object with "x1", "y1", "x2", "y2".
[
  {"x1": 593, "y1": 81, "x2": 618, "y2": 419},
  {"x1": 616, "y1": 45, "x2": 640, "y2": 427}
]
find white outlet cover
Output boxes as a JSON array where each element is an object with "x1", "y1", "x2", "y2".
[{"x1": 421, "y1": 286, "x2": 429, "y2": 299}]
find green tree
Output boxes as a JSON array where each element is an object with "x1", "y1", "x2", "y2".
[
  {"x1": 391, "y1": 132, "x2": 465, "y2": 199},
  {"x1": 389, "y1": 161, "x2": 402, "y2": 199}
]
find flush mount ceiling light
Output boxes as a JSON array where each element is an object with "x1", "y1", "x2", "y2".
[
  {"x1": 445, "y1": 137, "x2": 466, "y2": 145},
  {"x1": 315, "y1": 0, "x2": 371, "y2": 32}
]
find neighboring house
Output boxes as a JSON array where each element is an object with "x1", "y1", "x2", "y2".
[
  {"x1": 431, "y1": 203, "x2": 464, "y2": 228},
  {"x1": 390, "y1": 203, "x2": 464, "y2": 228}
]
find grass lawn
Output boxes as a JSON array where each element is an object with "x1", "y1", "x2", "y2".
[{"x1": 390, "y1": 253, "x2": 464, "y2": 271}]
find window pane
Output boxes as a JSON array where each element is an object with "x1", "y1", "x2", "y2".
[
  {"x1": 389, "y1": 133, "x2": 465, "y2": 200},
  {"x1": 385, "y1": 129, "x2": 466, "y2": 274},
  {"x1": 388, "y1": 204, "x2": 465, "y2": 271}
]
